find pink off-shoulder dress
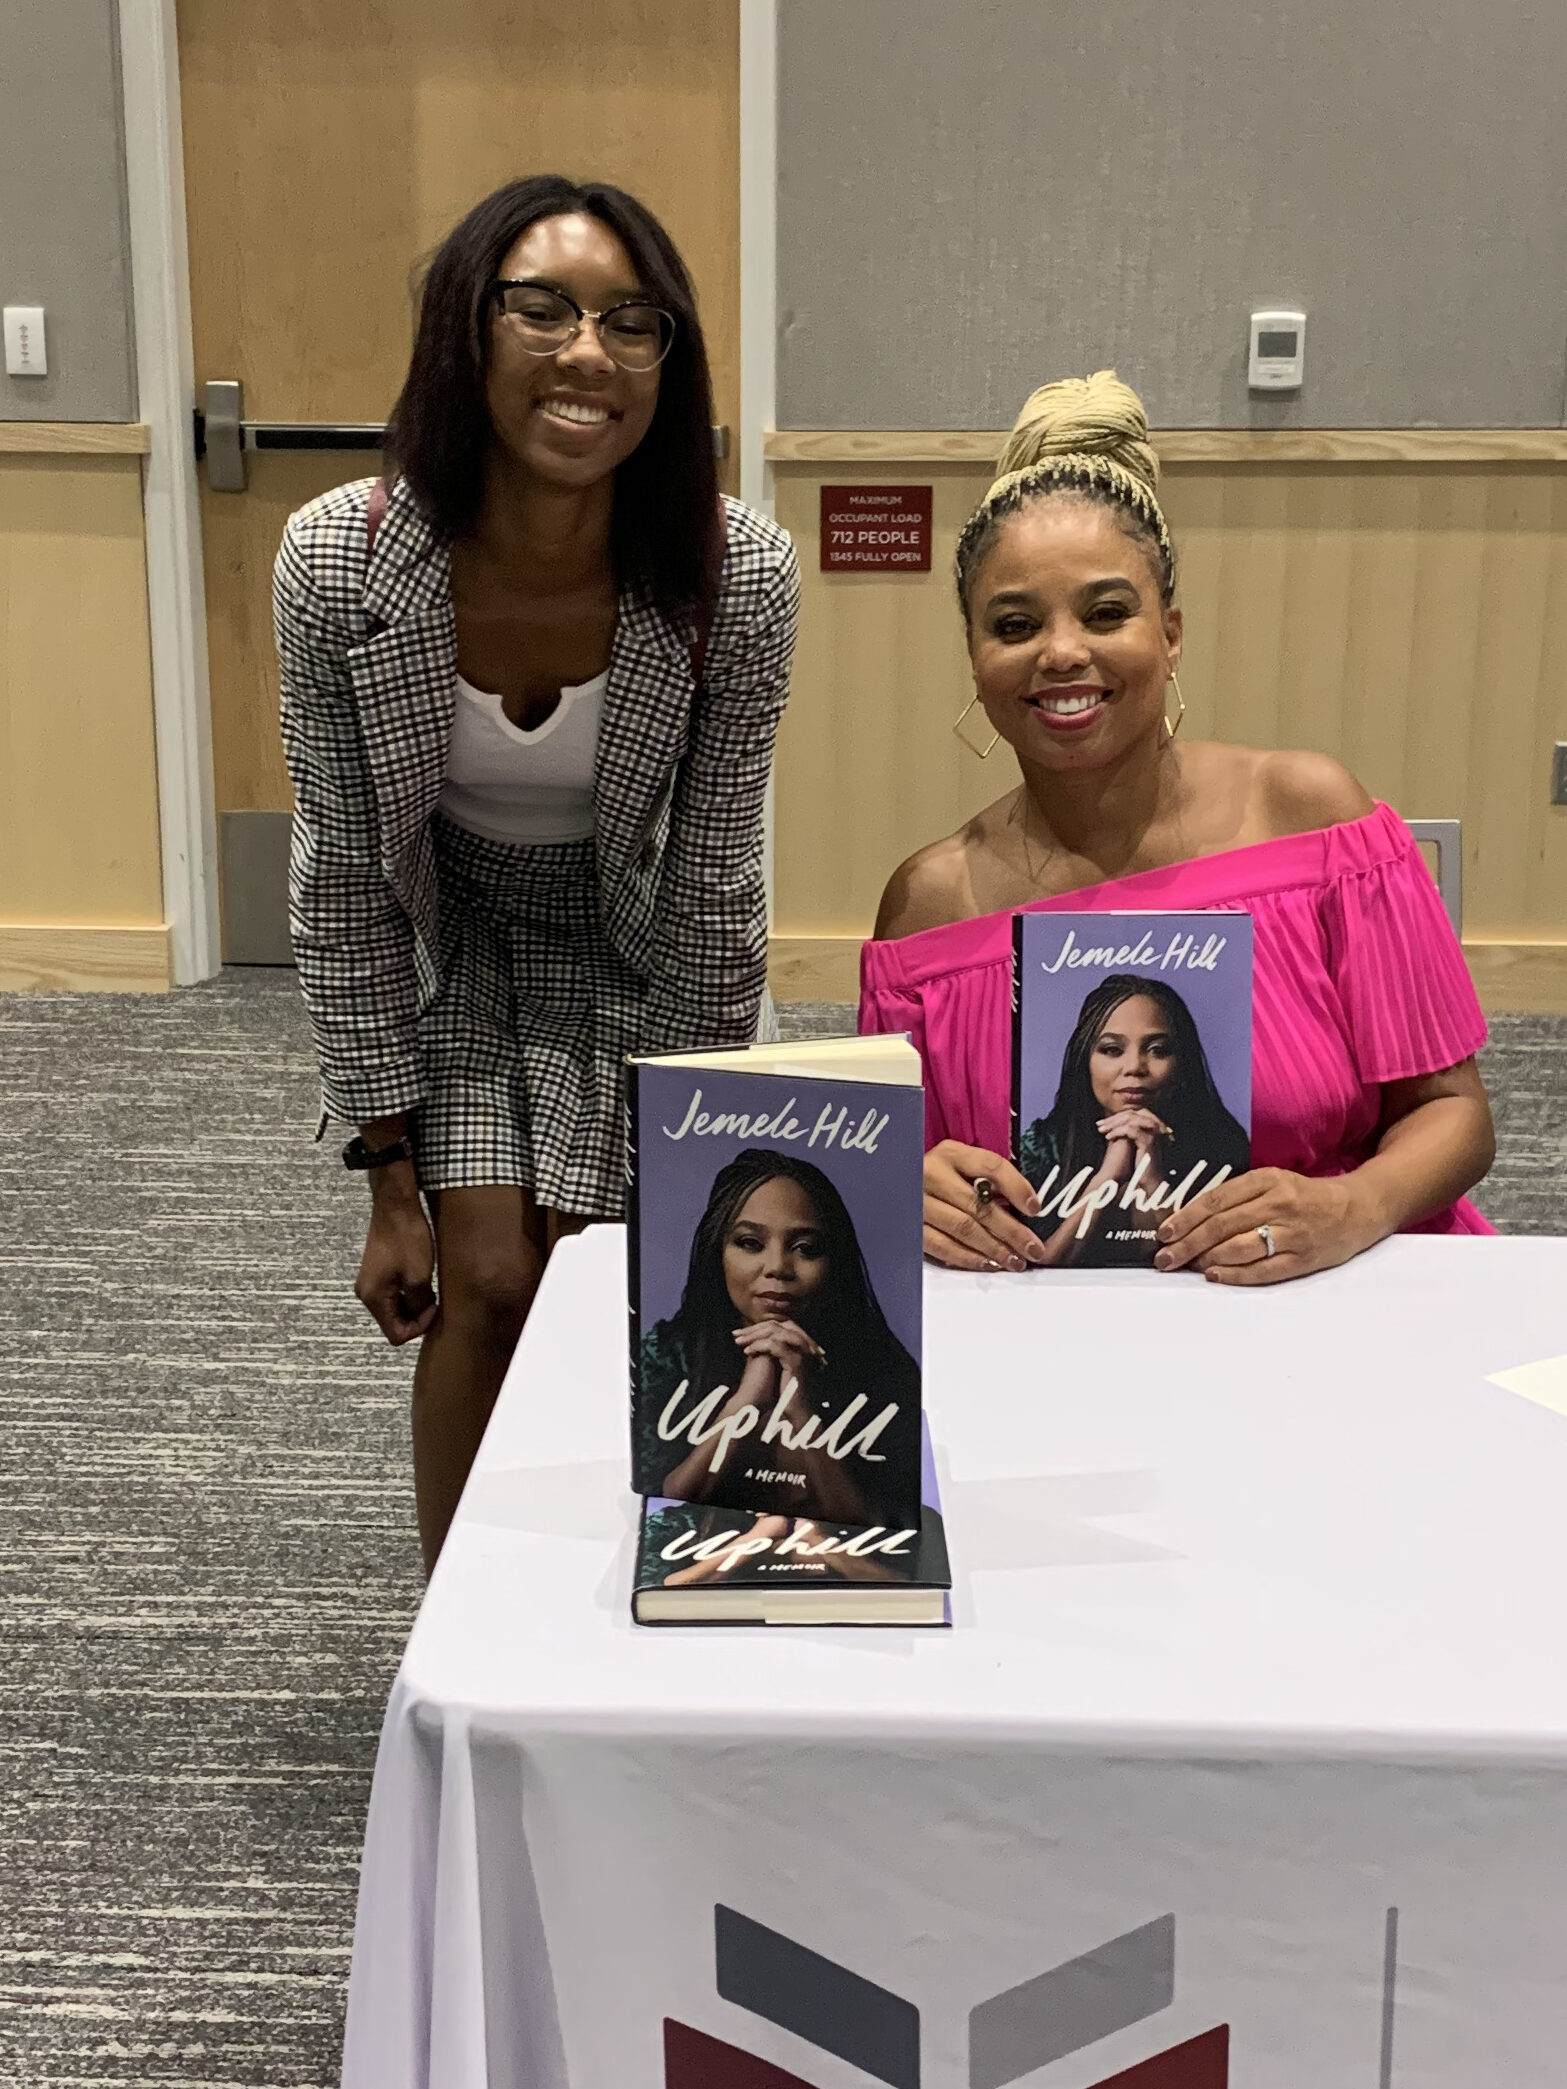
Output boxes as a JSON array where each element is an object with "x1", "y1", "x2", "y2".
[{"x1": 859, "y1": 801, "x2": 1493, "y2": 1236}]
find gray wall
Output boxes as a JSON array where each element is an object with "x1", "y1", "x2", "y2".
[
  {"x1": 0, "y1": 2, "x2": 135, "y2": 422},
  {"x1": 777, "y1": 0, "x2": 1567, "y2": 430}
]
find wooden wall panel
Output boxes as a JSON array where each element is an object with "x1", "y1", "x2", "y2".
[
  {"x1": 0, "y1": 924, "x2": 172, "y2": 994},
  {"x1": 0, "y1": 456, "x2": 165, "y2": 929},
  {"x1": 0, "y1": 425, "x2": 151, "y2": 455},
  {"x1": 766, "y1": 430, "x2": 1567, "y2": 463},
  {"x1": 177, "y1": 0, "x2": 741, "y2": 815},
  {"x1": 772, "y1": 459, "x2": 1567, "y2": 950}
]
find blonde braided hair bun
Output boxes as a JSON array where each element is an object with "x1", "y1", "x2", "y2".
[
  {"x1": 992, "y1": 369, "x2": 1160, "y2": 499},
  {"x1": 956, "y1": 369, "x2": 1176, "y2": 612}
]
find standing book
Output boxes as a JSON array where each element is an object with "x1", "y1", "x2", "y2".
[
  {"x1": 628, "y1": 1033, "x2": 925, "y2": 1530},
  {"x1": 633, "y1": 1417, "x2": 951, "y2": 1626},
  {"x1": 1012, "y1": 912, "x2": 1254, "y2": 1268}
]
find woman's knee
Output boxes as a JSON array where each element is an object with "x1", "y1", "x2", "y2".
[
  {"x1": 432, "y1": 1190, "x2": 546, "y2": 1341},
  {"x1": 442, "y1": 1249, "x2": 541, "y2": 1338}
]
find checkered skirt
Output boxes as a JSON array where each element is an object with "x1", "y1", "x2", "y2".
[{"x1": 413, "y1": 816, "x2": 644, "y2": 1214}]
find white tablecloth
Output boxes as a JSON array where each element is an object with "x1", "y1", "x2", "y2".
[{"x1": 342, "y1": 1229, "x2": 1567, "y2": 2089}]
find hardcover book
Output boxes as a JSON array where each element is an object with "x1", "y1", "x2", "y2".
[
  {"x1": 629, "y1": 1034, "x2": 924, "y2": 1528},
  {"x1": 632, "y1": 1419, "x2": 951, "y2": 1627},
  {"x1": 1012, "y1": 911, "x2": 1254, "y2": 1269}
]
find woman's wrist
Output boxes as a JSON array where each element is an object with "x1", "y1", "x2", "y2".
[
  {"x1": 367, "y1": 1157, "x2": 422, "y2": 1209},
  {"x1": 360, "y1": 1113, "x2": 409, "y2": 1146},
  {"x1": 1340, "y1": 1163, "x2": 1400, "y2": 1254},
  {"x1": 357, "y1": 1117, "x2": 420, "y2": 1209}
]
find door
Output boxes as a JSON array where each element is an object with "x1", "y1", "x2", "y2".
[{"x1": 176, "y1": 0, "x2": 740, "y2": 956}]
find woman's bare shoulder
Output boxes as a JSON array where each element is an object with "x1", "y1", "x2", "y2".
[
  {"x1": 1256, "y1": 748, "x2": 1376, "y2": 835},
  {"x1": 1204, "y1": 744, "x2": 1376, "y2": 840},
  {"x1": 874, "y1": 825, "x2": 985, "y2": 940}
]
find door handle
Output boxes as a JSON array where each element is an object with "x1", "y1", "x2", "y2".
[
  {"x1": 195, "y1": 380, "x2": 384, "y2": 491},
  {"x1": 195, "y1": 377, "x2": 729, "y2": 490}
]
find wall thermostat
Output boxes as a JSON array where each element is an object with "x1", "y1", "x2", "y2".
[{"x1": 1248, "y1": 309, "x2": 1305, "y2": 391}]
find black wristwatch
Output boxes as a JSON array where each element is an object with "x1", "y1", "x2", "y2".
[{"x1": 342, "y1": 1133, "x2": 414, "y2": 1172}]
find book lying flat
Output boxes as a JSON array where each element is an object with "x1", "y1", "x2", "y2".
[
  {"x1": 628, "y1": 1033, "x2": 925, "y2": 1529},
  {"x1": 1012, "y1": 911, "x2": 1254, "y2": 1269},
  {"x1": 633, "y1": 1418, "x2": 951, "y2": 1626}
]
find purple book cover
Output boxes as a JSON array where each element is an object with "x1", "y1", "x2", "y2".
[
  {"x1": 1011, "y1": 912, "x2": 1254, "y2": 1269},
  {"x1": 629, "y1": 1060, "x2": 924, "y2": 1525}
]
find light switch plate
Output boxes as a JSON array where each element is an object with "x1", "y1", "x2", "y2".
[
  {"x1": 1552, "y1": 742, "x2": 1567, "y2": 806},
  {"x1": 3, "y1": 305, "x2": 47, "y2": 377}
]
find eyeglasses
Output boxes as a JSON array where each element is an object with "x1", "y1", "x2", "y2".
[{"x1": 490, "y1": 280, "x2": 677, "y2": 372}]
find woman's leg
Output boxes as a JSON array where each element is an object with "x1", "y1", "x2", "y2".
[
  {"x1": 545, "y1": 1208, "x2": 598, "y2": 1250},
  {"x1": 411, "y1": 1184, "x2": 547, "y2": 1572}
]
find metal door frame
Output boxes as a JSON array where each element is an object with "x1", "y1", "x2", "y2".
[
  {"x1": 740, "y1": 0, "x2": 779, "y2": 924},
  {"x1": 119, "y1": 0, "x2": 221, "y2": 985}
]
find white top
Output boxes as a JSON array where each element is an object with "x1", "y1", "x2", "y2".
[{"x1": 436, "y1": 668, "x2": 607, "y2": 844}]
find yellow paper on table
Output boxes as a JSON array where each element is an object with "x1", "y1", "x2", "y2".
[{"x1": 1487, "y1": 1355, "x2": 1567, "y2": 1420}]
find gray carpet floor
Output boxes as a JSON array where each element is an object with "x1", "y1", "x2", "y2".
[{"x1": 0, "y1": 973, "x2": 1561, "y2": 2087}]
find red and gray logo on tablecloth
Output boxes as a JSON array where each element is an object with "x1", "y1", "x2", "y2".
[{"x1": 663, "y1": 1906, "x2": 1228, "y2": 2087}]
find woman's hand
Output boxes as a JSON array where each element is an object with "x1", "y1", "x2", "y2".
[
  {"x1": 733, "y1": 1318, "x2": 825, "y2": 1389},
  {"x1": 1152, "y1": 1062, "x2": 1494, "y2": 1286},
  {"x1": 356, "y1": 1187, "x2": 439, "y2": 1343},
  {"x1": 922, "y1": 1142, "x2": 1048, "y2": 1271},
  {"x1": 663, "y1": 1515, "x2": 791, "y2": 1588},
  {"x1": 1094, "y1": 1107, "x2": 1172, "y2": 1182},
  {"x1": 658, "y1": 1359, "x2": 776, "y2": 1501},
  {"x1": 659, "y1": 1513, "x2": 905, "y2": 1590},
  {"x1": 1153, "y1": 1168, "x2": 1378, "y2": 1285}
]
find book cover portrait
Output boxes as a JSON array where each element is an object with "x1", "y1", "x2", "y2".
[
  {"x1": 631, "y1": 1061, "x2": 924, "y2": 1526},
  {"x1": 1013, "y1": 913, "x2": 1254, "y2": 1270}
]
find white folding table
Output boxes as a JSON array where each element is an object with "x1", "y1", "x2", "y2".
[{"x1": 341, "y1": 1228, "x2": 1567, "y2": 2089}]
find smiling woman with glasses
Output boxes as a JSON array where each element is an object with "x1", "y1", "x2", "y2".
[{"x1": 273, "y1": 175, "x2": 799, "y2": 1569}]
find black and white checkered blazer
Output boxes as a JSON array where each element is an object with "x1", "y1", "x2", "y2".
[{"x1": 274, "y1": 475, "x2": 800, "y2": 1124}]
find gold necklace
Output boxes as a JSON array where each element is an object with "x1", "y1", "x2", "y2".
[
  {"x1": 1010, "y1": 743, "x2": 1186, "y2": 895},
  {"x1": 1009, "y1": 789, "x2": 1057, "y2": 892}
]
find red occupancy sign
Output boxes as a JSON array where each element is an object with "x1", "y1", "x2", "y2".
[{"x1": 820, "y1": 484, "x2": 932, "y2": 572}]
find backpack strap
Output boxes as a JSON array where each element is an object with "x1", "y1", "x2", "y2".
[
  {"x1": 366, "y1": 475, "x2": 390, "y2": 551},
  {"x1": 687, "y1": 497, "x2": 729, "y2": 692}
]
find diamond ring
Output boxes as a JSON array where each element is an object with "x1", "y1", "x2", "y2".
[{"x1": 1256, "y1": 1223, "x2": 1277, "y2": 1259}]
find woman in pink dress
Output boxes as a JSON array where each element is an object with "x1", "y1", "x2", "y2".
[{"x1": 859, "y1": 372, "x2": 1495, "y2": 1285}]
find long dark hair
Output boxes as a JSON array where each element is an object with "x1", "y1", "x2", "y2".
[
  {"x1": 384, "y1": 174, "x2": 718, "y2": 624},
  {"x1": 1039, "y1": 974, "x2": 1249, "y2": 1184},
  {"x1": 667, "y1": 1149, "x2": 917, "y2": 1408}
]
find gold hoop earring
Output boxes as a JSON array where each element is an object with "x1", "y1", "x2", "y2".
[
  {"x1": 1163, "y1": 674, "x2": 1186, "y2": 741},
  {"x1": 952, "y1": 692, "x2": 1000, "y2": 759}
]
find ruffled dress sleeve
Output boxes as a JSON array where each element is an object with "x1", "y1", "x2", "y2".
[
  {"x1": 1318, "y1": 810, "x2": 1488, "y2": 1085},
  {"x1": 859, "y1": 912, "x2": 1017, "y2": 1152}
]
